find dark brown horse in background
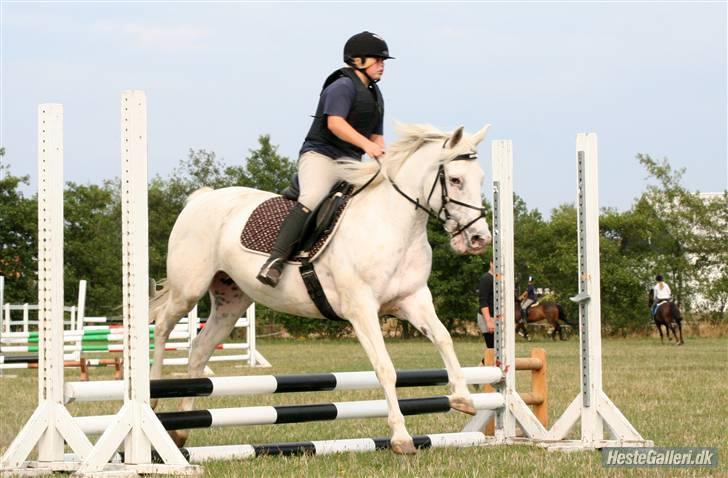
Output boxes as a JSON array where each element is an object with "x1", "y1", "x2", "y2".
[
  {"x1": 514, "y1": 297, "x2": 577, "y2": 341},
  {"x1": 648, "y1": 289, "x2": 684, "y2": 345}
]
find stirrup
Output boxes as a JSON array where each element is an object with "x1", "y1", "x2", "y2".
[{"x1": 257, "y1": 257, "x2": 285, "y2": 287}]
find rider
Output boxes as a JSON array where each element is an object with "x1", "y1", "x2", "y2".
[
  {"x1": 477, "y1": 259, "x2": 495, "y2": 349},
  {"x1": 257, "y1": 31, "x2": 393, "y2": 287},
  {"x1": 519, "y1": 276, "x2": 537, "y2": 324},
  {"x1": 651, "y1": 274, "x2": 672, "y2": 316}
]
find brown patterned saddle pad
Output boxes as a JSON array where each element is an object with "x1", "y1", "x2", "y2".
[{"x1": 240, "y1": 195, "x2": 350, "y2": 263}]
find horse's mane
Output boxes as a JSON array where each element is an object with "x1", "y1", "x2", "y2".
[{"x1": 335, "y1": 123, "x2": 450, "y2": 188}]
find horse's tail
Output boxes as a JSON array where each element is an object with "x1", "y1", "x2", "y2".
[
  {"x1": 185, "y1": 187, "x2": 214, "y2": 206},
  {"x1": 672, "y1": 302, "x2": 683, "y2": 322},
  {"x1": 558, "y1": 304, "x2": 578, "y2": 328},
  {"x1": 149, "y1": 278, "x2": 171, "y2": 324}
]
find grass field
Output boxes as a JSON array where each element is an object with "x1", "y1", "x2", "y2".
[{"x1": 1, "y1": 336, "x2": 726, "y2": 477}]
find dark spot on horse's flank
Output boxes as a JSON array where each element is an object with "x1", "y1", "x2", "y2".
[
  {"x1": 221, "y1": 277, "x2": 235, "y2": 285},
  {"x1": 231, "y1": 284, "x2": 239, "y2": 291}
]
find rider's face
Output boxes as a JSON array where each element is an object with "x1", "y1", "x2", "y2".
[{"x1": 364, "y1": 57, "x2": 385, "y2": 80}]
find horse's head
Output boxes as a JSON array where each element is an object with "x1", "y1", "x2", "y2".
[
  {"x1": 432, "y1": 125, "x2": 492, "y2": 255},
  {"x1": 338, "y1": 122, "x2": 492, "y2": 255}
]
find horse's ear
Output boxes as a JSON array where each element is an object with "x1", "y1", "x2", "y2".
[
  {"x1": 447, "y1": 126, "x2": 464, "y2": 148},
  {"x1": 471, "y1": 124, "x2": 491, "y2": 145}
]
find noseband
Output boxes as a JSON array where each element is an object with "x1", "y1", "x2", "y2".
[{"x1": 388, "y1": 149, "x2": 486, "y2": 237}]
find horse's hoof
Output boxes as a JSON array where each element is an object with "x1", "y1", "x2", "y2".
[
  {"x1": 391, "y1": 438, "x2": 417, "y2": 455},
  {"x1": 169, "y1": 430, "x2": 188, "y2": 448},
  {"x1": 449, "y1": 395, "x2": 477, "y2": 415}
]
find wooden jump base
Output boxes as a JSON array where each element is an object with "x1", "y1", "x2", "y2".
[{"x1": 479, "y1": 348, "x2": 547, "y2": 435}]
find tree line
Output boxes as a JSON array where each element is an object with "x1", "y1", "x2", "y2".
[{"x1": 0, "y1": 140, "x2": 725, "y2": 337}]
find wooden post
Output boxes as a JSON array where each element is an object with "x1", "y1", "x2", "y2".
[
  {"x1": 79, "y1": 358, "x2": 89, "y2": 382},
  {"x1": 530, "y1": 348, "x2": 548, "y2": 428},
  {"x1": 113, "y1": 357, "x2": 122, "y2": 380},
  {"x1": 482, "y1": 348, "x2": 496, "y2": 435},
  {"x1": 481, "y1": 347, "x2": 548, "y2": 435}
]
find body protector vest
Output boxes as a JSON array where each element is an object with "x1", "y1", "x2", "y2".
[{"x1": 305, "y1": 68, "x2": 384, "y2": 159}]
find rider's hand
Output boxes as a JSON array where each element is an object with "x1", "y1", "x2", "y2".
[{"x1": 364, "y1": 141, "x2": 384, "y2": 159}]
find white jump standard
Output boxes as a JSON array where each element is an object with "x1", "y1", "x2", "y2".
[
  {"x1": 0, "y1": 105, "x2": 94, "y2": 474},
  {"x1": 485, "y1": 135, "x2": 652, "y2": 450}
]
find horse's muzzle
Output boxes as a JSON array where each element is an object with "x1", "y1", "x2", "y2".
[
  {"x1": 450, "y1": 226, "x2": 491, "y2": 255},
  {"x1": 468, "y1": 232, "x2": 491, "y2": 253}
]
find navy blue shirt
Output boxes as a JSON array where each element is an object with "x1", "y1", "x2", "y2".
[
  {"x1": 479, "y1": 272, "x2": 494, "y2": 311},
  {"x1": 300, "y1": 76, "x2": 384, "y2": 160}
]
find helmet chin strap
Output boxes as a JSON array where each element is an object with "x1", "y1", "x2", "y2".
[{"x1": 350, "y1": 58, "x2": 380, "y2": 84}]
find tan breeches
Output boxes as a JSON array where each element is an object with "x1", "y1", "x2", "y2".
[{"x1": 298, "y1": 151, "x2": 351, "y2": 210}]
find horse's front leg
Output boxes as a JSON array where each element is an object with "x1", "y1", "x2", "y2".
[
  {"x1": 345, "y1": 297, "x2": 416, "y2": 455},
  {"x1": 393, "y1": 288, "x2": 475, "y2": 416},
  {"x1": 655, "y1": 321, "x2": 664, "y2": 344}
]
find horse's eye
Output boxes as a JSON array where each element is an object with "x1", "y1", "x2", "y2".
[{"x1": 449, "y1": 177, "x2": 462, "y2": 186}]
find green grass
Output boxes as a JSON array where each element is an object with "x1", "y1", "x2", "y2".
[{"x1": 1, "y1": 337, "x2": 726, "y2": 477}]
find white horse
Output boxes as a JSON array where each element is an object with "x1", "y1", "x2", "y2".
[{"x1": 150, "y1": 123, "x2": 492, "y2": 454}]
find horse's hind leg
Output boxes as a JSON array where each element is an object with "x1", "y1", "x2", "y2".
[
  {"x1": 393, "y1": 288, "x2": 475, "y2": 416},
  {"x1": 669, "y1": 321, "x2": 682, "y2": 346},
  {"x1": 150, "y1": 275, "x2": 212, "y2": 393},
  {"x1": 169, "y1": 271, "x2": 252, "y2": 447},
  {"x1": 672, "y1": 305, "x2": 685, "y2": 345},
  {"x1": 677, "y1": 321, "x2": 684, "y2": 345}
]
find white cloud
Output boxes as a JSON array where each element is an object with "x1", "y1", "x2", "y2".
[{"x1": 91, "y1": 21, "x2": 210, "y2": 50}]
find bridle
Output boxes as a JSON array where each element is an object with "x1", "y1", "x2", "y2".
[{"x1": 385, "y1": 145, "x2": 486, "y2": 237}]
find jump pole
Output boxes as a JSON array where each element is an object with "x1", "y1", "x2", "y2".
[
  {"x1": 74, "y1": 91, "x2": 200, "y2": 476},
  {"x1": 65, "y1": 366, "x2": 503, "y2": 403},
  {"x1": 0, "y1": 105, "x2": 94, "y2": 475}
]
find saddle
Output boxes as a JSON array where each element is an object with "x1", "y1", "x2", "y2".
[
  {"x1": 240, "y1": 176, "x2": 353, "y2": 263},
  {"x1": 240, "y1": 176, "x2": 353, "y2": 322},
  {"x1": 651, "y1": 299, "x2": 670, "y2": 317}
]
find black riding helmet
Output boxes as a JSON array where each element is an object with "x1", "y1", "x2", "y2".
[
  {"x1": 656, "y1": 274, "x2": 664, "y2": 282},
  {"x1": 343, "y1": 31, "x2": 395, "y2": 65}
]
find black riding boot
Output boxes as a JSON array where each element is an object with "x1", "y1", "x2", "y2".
[{"x1": 256, "y1": 203, "x2": 311, "y2": 287}]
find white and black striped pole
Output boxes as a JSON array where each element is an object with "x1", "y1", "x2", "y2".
[
  {"x1": 66, "y1": 431, "x2": 490, "y2": 463},
  {"x1": 64, "y1": 366, "x2": 503, "y2": 402},
  {"x1": 74, "y1": 392, "x2": 505, "y2": 435}
]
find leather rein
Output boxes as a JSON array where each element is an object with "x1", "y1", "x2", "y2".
[{"x1": 385, "y1": 150, "x2": 486, "y2": 237}]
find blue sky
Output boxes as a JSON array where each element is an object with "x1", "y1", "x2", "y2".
[{"x1": 1, "y1": 2, "x2": 726, "y2": 216}]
